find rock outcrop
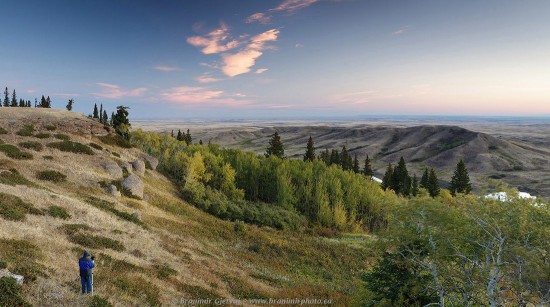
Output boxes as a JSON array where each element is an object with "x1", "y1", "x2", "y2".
[
  {"x1": 141, "y1": 155, "x2": 159, "y2": 170},
  {"x1": 122, "y1": 174, "x2": 144, "y2": 199},
  {"x1": 132, "y1": 160, "x2": 146, "y2": 175},
  {"x1": 103, "y1": 161, "x2": 123, "y2": 178}
]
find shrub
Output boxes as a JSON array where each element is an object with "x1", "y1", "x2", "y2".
[
  {"x1": 0, "y1": 169, "x2": 36, "y2": 187},
  {"x1": 44, "y1": 125, "x2": 56, "y2": 131},
  {"x1": 36, "y1": 170, "x2": 67, "y2": 183},
  {"x1": 0, "y1": 259, "x2": 6, "y2": 269},
  {"x1": 0, "y1": 276, "x2": 32, "y2": 307},
  {"x1": 154, "y1": 263, "x2": 177, "y2": 280},
  {"x1": 16, "y1": 125, "x2": 34, "y2": 136},
  {"x1": 67, "y1": 232, "x2": 125, "y2": 251},
  {"x1": 0, "y1": 239, "x2": 45, "y2": 282},
  {"x1": 89, "y1": 143, "x2": 103, "y2": 150},
  {"x1": 18, "y1": 141, "x2": 43, "y2": 151},
  {"x1": 0, "y1": 127, "x2": 7, "y2": 134},
  {"x1": 0, "y1": 144, "x2": 33, "y2": 160},
  {"x1": 113, "y1": 276, "x2": 160, "y2": 306},
  {"x1": 47, "y1": 141, "x2": 94, "y2": 155},
  {"x1": 234, "y1": 221, "x2": 247, "y2": 234},
  {"x1": 53, "y1": 133, "x2": 70, "y2": 140},
  {"x1": 47, "y1": 206, "x2": 71, "y2": 219},
  {"x1": 34, "y1": 133, "x2": 51, "y2": 139},
  {"x1": 98, "y1": 134, "x2": 133, "y2": 148},
  {"x1": 90, "y1": 296, "x2": 113, "y2": 307},
  {"x1": 0, "y1": 192, "x2": 43, "y2": 221}
]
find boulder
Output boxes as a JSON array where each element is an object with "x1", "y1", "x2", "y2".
[
  {"x1": 120, "y1": 161, "x2": 132, "y2": 174},
  {"x1": 0, "y1": 268, "x2": 24, "y2": 285},
  {"x1": 122, "y1": 174, "x2": 144, "y2": 199},
  {"x1": 141, "y1": 155, "x2": 159, "y2": 170},
  {"x1": 131, "y1": 211, "x2": 141, "y2": 220},
  {"x1": 103, "y1": 161, "x2": 123, "y2": 178},
  {"x1": 132, "y1": 160, "x2": 145, "y2": 175},
  {"x1": 108, "y1": 184, "x2": 121, "y2": 198}
]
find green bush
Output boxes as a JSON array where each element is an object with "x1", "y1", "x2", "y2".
[
  {"x1": 47, "y1": 206, "x2": 71, "y2": 219},
  {"x1": 53, "y1": 133, "x2": 70, "y2": 140},
  {"x1": 16, "y1": 125, "x2": 34, "y2": 137},
  {"x1": 68, "y1": 232, "x2": 125, "y2": 251},
  {"x1": 0, "y1": 127, "x2": 7, "y2": 134},
  {"x1": 154, "y1": 263, "x2": 177, "y2": 280},
  {"x1": 34, "y1": 133, "x2": 51, "y2": 139},
  {"x1": 0, "y1": 169, "x2": 36, "y2": 187},
  {"x1": 0, "y1": 276, "x2": 32, "y2": 307},
  {"x1": 90, "y1": 295, "x2": 113, "y2": 307},
  {"x1": 47, "y1": 141, "x2": 94, "y2": 155},
  {"x1": 98, "y1": 134, "x2": 133, "y2": 148},
  {"x1": 44, "y1": 125, "x2": 56, "y2": 131},
  {"x1": 36, "y1": 170, "x2": 67, "y2": 183},
  {"x1": 0, "y1": 192, "x2": 43, "y2": 221},
  {"x1": 89, "y1": 143, "x2": 103, "y2": 150},
  {"x1": 18, "y1": 141, "x2": 43, "y2": 151},
  {"x1": 0, "y1": 144, "x2": 33, "y2": 160}
]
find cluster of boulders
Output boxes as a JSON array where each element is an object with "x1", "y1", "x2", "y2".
[{"x1": 102, "y1": 154, "x2": 158, "y2": 200}]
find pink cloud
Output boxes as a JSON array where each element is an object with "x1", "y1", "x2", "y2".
[
  {"x1": 187, "y1": 23, "x2": 241, "y2": 55},
  {"x1": 93, "y1": 83, "x2": 147, "y2": 99},
  {"x1": 270, "y1": 0, "x2": 319, "y2": 13},
  {"x1": 54, "y1": 93, "x2": 80, "y2": 98},
  {"x1": 160, "y1": 86, "x2": 251, "y2": 107},
  {"x1": 255, "y1": 68, "x2": 268, "y2": 74},
  {"x1": 154, "y1": 65, "x2": 181, "y2": 72},
  {"x1": 196, "y1": 73, "x2": 222, "y2": 83},
  {"x1": 221, "y1": 29, "x2": 280, "y2": 77},
  {"x1": 246, "y1": 12, "x2": 272, "y2": 24}
]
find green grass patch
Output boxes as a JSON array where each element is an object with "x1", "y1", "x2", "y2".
[
  {"x1": 16, "y1": 125, "x2": 34, "y2": 137},
  {"x1": 83, "y1": 196, "x2": 146, "y2": 227},
  {"x1": 0, "y1": 127, "x2": 7, "y2": 134},
  {"x1": 53, "y1": 133, "x2": 70, "y2": 140},
  {"x1": 0, "y1": 239, "x2": 46, "y2": 282},
  {"x1": 34, "y1": 133, "x2": 51, "y2": 139},
  {"x1": 113, "y1": 276, "x2": 160, "y2": 306},
  {"x1": 19, "y1": 141, "x2": 43, "y2": 151},
  {"x1": 47, "y1": 141, "x2": 94, "y2": 155},
  {"x1": 153, "y1": 263, "x2": 177, "y2": 280},
  {"x1": 0, "y1": 169, "x2": 36, "y2": 187},
  {"x1": 0, "y1": 276, "x2": 32, "y2": 307},
  {"x1": 89, "y1": 143, "x2": 103, "y2": 150},
  {"x1": 36, "y1": 170, "x2": 67, "y2": 183},
  {"x1": 0, "y1": 192, "x2": 43, "y2": 221},
  {"x1": 98, "y1": 134, "x2": 134, "y2": 148},
  {"x1": 44, "y1": 125, "x2": 56, "y2": 131},
  {"x1": 89, "y1": 295, "x2": 113, "y2": 307},
  {"x1": 66, "y1": 231, "x2": 125, "y2": 251},
  {"x1": 0, "y1": 144, "x2": 33, "y2": 160},
  {"x1": 47, "y1": 206, "x2": 71, "y2": 219}
]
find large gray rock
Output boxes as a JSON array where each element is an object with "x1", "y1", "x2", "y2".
[
  {"x1": 141, "y1": 155, "x2": 159, "y2": 170},
  {"x1": 122, "y1": 174, "x2": 144, "y2": 199},
  {"x1": 132, "y1": 160, "x2": 145, "y2": 175},
  {"x1": 0, "y1": 268, "x2": 24, "y2": 285},
  {"x1": 103, "y1": 161, "x2": 123, "y2": 178},
  {"x1": 108, "y1": 184, "x2": 121, "y2": 198},
  {"x1": 120, "y1": 161, "x2": 132, "y2": 174}
]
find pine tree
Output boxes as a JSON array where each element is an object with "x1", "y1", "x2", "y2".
[
  {"x1": 363, "y1": 155, "x2": 374, "y2": 178},
  {"x1": 112, "y1": 106, "x2": 131, "y2": 139},
  {"x1": 319, "y1": 148, "x2": 330, "y2": 164},
  {"x1": 19, "y1": 98, "x2": 25, "y2": 107},
  {"x1": 93, "y1": 103, "x2": 99, "y2": 118},
  {"x1": 381, "y1": 163, "x2": 393, "y2": 191},
  {"x1": 303, "y1": 136, "x2": 316, "y2": 162},
  {"x1": 3, "y1": 87, "x2": 9, "y2": 107},
  {"x1": 420, "y1": 168, "x2": 429, "y2": 189},
  {"x1": 102, "y1": 110, "x2": 108, "y2": 125},
  {"x1": 353, "y1": 154, "x2": 360, "y2": 173},
  {"x1": 199, "y1": 139, "x2": 203, "y2": 145},
  {"x1": 110, "y1": 112, "x2": 114, "y2": 126},
  {"x1": 185, "y1": 129, "x2": 192, "y2": 145},
  {"x1": 450, "y1": 159, "x2": 472, "y2": 196},
  {"x1": 40, "y1": 95, "x2": 46, "y2": 108},
  {"x1": 99, "y1": 104, "x2": 103, "y2": 122},
  {"x1": 26, "y1": 100, "x2": 31, "y2": 107},
  {"x1": 177, "y1": 129, "x2": 183, "y2": 141},
  {"x1": 341, "y1": 146, "x2": 352, "y2": 170},
  {"x1": 10, "y1": 89, "x2": 17, "y2": 107},
  {"x1": 45, "y1": 96, "x2": 51, "y2": 108},
  {"x1": 392, "y1": 157, "x2": 411, "y2": 196},
  {"x1": 266, "y1": 131, "x2": 284, "y2": 158},
  {"x1": 171, "y1": 130, "x2": 174, "y2": 138},
  {"x1": 411, "y1": 174, "x2": 419, "y2": 197},
  {"x1": 34, "y1": 98, "x2": 37, "y2": 108},
  {"x1": 428, "y1": 168, "x2": 440, "y2": 197},
  {"x1": 66, "y1": 99, "x2": 74, "y2": 111},
  {"x1": 329, "y1": 149, "x2": 340, "y2": 166}
]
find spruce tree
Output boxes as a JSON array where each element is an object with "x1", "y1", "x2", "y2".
[
  {"x1": 185, "y1": 129, "x2": 192, "y2": 145},
  {"x1": 93, "y1": 103, "x2": 99, "y2": 118},
  {"x1": 266, "y1": 131, "x2": 284, "y2": 158},
  {"x1": 381, "y1": 163, "x2": 393, "y2": 191},
  {"x1": 99, "y1": 104, "x2": 103, "y2": 122},
  {"x1": 34, "y1": 98, "x2": 37, "y2": 108},
  {"x1": 320, "y1": 148, "x2": 330, "y2": 164},
  {"x1": 450, "y1": 159, "x2": 472, "y2": 196},
  {"x1": 10, "y1": 89, "x2": 17, "y2": 107},
  {"x1": 66, "y1": 99, "x2": 74, "y2": 111},
  {"x1": 363, "y1": 155, "x2": 374, "y2": 178},
  {"x1": 19, "y1": 99, "x2": 24, "y2": 107},
  {"x1": 428, "y1": 168, "x2": 440, "y2": 197},
  {"x1": 45, "y1": 96, "x2": 51, "y2": 108},
  {"x1": 199, "y1": 139, "x2": 203, "y2": 145},
  {"x1": 102, "y1": 110, "x2": 108, "y2": 125},
  {"x1": 392, "y1": 157, "x2": 411, "y2": 196},
  {"x1": 412, "y1": 174, "x2": 419, "y2": 197},
  {"x1": 40, "y1": 95, "x2": 46, "y2": 108},
  {"x1": 112, "y1": 105, "x2": 130, "y2": 139},
  {"x1": 303, "y1": 136, "x2": 316, "y2": 162},
  {"x1": 177, "y1": 129, "x2": 183, "y2": 141},
  {"x1": 329, "y1": 149, "x2": 340, "y2": 166},
  {"x1": 171, "y1": 130, "x2": 174, "y2": 138},
  {"x1": 26, "y1": 100, "x2": 31, "y2": 107},
  {"x1": 420, "y1": 168, "x2": 429, "y2": 190},
  {"x1": 3, "y1": 87, "x2": 9, "y2": 107},
  {"x1": 341, "y1": 146, "x2": 352, "y2": 170},
  {"x1": 353, "y1": 154, "x2": 360, "y2": 173}
]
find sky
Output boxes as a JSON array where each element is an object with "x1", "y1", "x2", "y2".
[{"x1": 1, "y1": 0, "x2": 549, "y2": 119}]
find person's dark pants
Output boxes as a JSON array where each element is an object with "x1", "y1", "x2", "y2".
[{"x1": 81, "y1": 275, "x2": 92, "y2": 294}]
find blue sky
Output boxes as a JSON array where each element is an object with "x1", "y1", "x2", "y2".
[{"x1": 1, "y1": 0, "x2": 549, "y2": 119}]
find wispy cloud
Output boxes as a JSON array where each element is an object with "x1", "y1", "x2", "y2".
[
  {"x1": 196, "y1": 73, "x2": 222, "y2": 83},
  {"x1": 93, "y1": 83, "x2": 147, "y2": 99},
  {"x1": 295, "y1": 43, "x2": 304, "y2": 48},
  {"x1": 160, "y1": 86, "x2": 251, "y2": 107},
  {"x1": 331, "y1": 91, "x2": 376, "y2": 105},
  {"x1": 221, "y1": 29, "x2": 280, "y2": 77},
  {"x1": 246, "y1": 12, "x2": 272, "y2": 24},
  {"x1": 54, "y1": 93, "x2": 80, "y2": 98},
  {"x1": 187, "y1": 23, "x2": 241, "y2": 55},
  {"x1": 270, "y1": 0, "x2": 319, "y2": 13},
  {"x1": 154, "y1": 65, "x2": 181, "y2": 72},
  {"x1": 255, "y1": 68, "x2": 268, "y2": 74},
  {"x1": 391, "y1": 25, "x2": 410, "y2": 36}
]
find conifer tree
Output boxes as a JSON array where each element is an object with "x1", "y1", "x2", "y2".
[
  {"x1": 34, "y1": 98, "x2": 37, "y2": 108},
  {"x1": 99, "y1": 104, "x2": 103, "y2": 122},
  {"x1": 45, "y1": 96, "x2": 51, "y2": 108},
  {"x1": 392, "y1": 157, "x2": 411, "y2": 196},
  {"x1": 110, "y1": 112, "x2": 114, "y2": 126},
  {"x1": 266, "y1": 131, "x2": 285, "y2": 158},
  {"x1": 185, "y1": 129, "x2": 192, "y2": 145},
  {"x1": 199, "y1": 139, "x2": 203, "y2": 145},
  {"x1": 420, "y1": 168, "x2": 429, "y2": 189},
  {"x1": 19, "y1": 99, "x2": 24, "y2": 107},
  {"x1": 26, "y1": 100, "x2": 31, "y2": 107},
  {"x1": 363, "y1": 155, "x2": 374, "y2": 178},
  {"x1": 102, "y1": 110, "x2": 108, "y2": 125},
  {"x1": 353, "y1": 154, "x2": 360, "y2": 173},
  {"x1": 381, "y1": 163, "x2": 393, "y2": 191},
  {"x1": 112, "y1": 106, "x2": 130, "y2": 139},
  {"x1": 40, "y1": 95, "x2": 46, "y2": 108},
  {"x1": 341, "y1": 146, "x2": 352, "y2": 170},
  {"x1": 10, "y1": 89, "x2": 17, "y2": 107},
  {"x1": 450, "y1": 159, "x2": 472, "y2": 196},
  {"x1": 412, "y1": 174, "x2": 419, "y2": 197},
  {"x1": 177, "y1": 129, "x2": 183, "y2": 141},
  {"x1": 66, "y1": 99, "x2": 74, "y2": 111},
  {"x1": 3, "y1": 87, "x2": 9, "y2": 107},
  {"x1": 171, "y1": 130, "x2": 174, "y2": 138},
  {"x1": 428, "y1": 168, "x2": 440, "y2": 197},
  {"x1": 319, "y1": 148, "x2": 330, "y2": 164},
  {"x1": 93, "y1": 103, "x2": 99, "y2": 118},
  {"x1": 303, "y1": 136, "x2": 316, "y2": 162}
]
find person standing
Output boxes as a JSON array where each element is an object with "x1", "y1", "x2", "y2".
[{"x1": 78, "y1": 251, "x2": 95, "y2": 294}]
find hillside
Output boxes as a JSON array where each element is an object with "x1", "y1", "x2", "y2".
[
  {"x1": 0, "y1": 109, "x2": 368, "y2": 306},
  {"x1": 177, "y1": 125, "x2": 550, "y2": 198}
]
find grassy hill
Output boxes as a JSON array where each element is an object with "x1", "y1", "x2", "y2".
[{"x1": 0, "y1": 109, "x2": 369, "y2": 306}]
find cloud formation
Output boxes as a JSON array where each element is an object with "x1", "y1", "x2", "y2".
[
  {"x1": 93, "y1": 83, "x2": 147, "y2": 99},
  {"x1": 246, "y1": 12, "x2": 272, "y2": 24},
  {"x1": 154, "y1": 65, "x2": 181, "y2": 72},
  {"x1": 392, "y1": 25, "x2": 410, "y2": 36},
  {"x1": 160, "y1": 86, "x2": 250, "y2": 107},
  {"x1": 187, "y1": 23, "x2": 241, "y2": 54},
  {"x1": 255, "y1": 68, "x2": 268, "y2": 74},
  {"x1": 270, "y1": 0, "x2": 319, "y2": 13},
  {"x1": 196, "y1": 73, "x2": 222, "y2": 83}
]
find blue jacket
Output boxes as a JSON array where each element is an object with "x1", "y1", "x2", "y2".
[{"x1": 79, "y1": 257, "x2": 94, "y2": 277}]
